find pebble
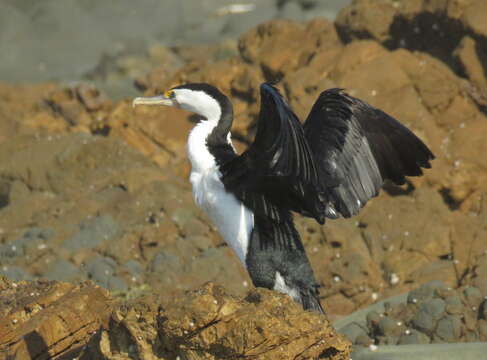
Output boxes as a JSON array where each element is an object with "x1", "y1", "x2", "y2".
[
  {"x1": 398, "y1": 329, "x2": 430, "y2": 345},
  {"x1": 436, "y1": 315, "x2": 462, "y2": 341},
  {"x1": 124, "y1": 260, "x2": 143, "y2": 276},
  {"x1": 464, "y1": 286, "x2": 483, "y2": 309},
  {"x1": 411, "y1": 309, "x2": 435, "y2": 333},
  {"x1": 44, "y1": 259, "x2": 80, "y2": 282},
  {"x1": 0, "y1": 227, "x2": 54, "y2": 259},
  {"x1": 341, "y1": 322, "x2": 368, "y2": 343},
  {"x1": 419, "y1": 298, "x2": 446, "y2": 321},
  {"x1": 378, "y1": 316, "x2": 399, "y2": 336},
  {"x1": 63, "y1": 215, "x2": 119, "y2": 250},
  {"x1": 407, "y1": 280, "x2": 445, "y2": 304},
  {"x1": 0, "y1": 266, "x2": 33, "y2": 281},
  {"x1": 85, "y1": 256, "x2": 128, "y2": 291}
]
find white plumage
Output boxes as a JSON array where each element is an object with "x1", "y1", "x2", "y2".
[{"x1": 185, "y1": 90, "x2": 254, "y2": 264}]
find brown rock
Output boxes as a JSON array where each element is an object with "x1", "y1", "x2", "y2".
[
  {"x1": 335, "y1": 0, "x2": 398, "y2": 43},
  {"x1": 239, "y1": 18, "x2": 340, "y2": 80},
  {"x1": 463, "y1": 0, "x2": 487, "y2": 37},
  {"x1": 0, "y1": 277, "x2": 112, "y2": 359},
  {"x1": 88, "y1": 283, "x2": 351, "y2": 360},
  {"x1": 454, "y1": 36, "x2": 487, "y2": 89}
]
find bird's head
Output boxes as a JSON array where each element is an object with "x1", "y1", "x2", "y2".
[{"x1": 133, "y1": 83, "x2": 231, "y2": 123}]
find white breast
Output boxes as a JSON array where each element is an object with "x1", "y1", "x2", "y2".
[{"x1": 187, "y1": 121, "x2": 254, "y2": 264}]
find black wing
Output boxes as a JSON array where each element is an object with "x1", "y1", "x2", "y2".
[
  {"x1": 304, "y1": 88, "x2": 435, "y2": 218},
  {"x1": 220, "y1": 83, "x2": 324, "y2": 230}
]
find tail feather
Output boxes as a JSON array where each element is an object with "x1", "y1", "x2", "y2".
[{"x1": 300, "y1": 288, "x2": 325, "y2": 314}]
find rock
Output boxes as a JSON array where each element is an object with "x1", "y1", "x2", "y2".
[
  {"x1": 87, "y1": 283, "x2": 351, "y2": 359},
  {"x1": 340, "y1": 322, "x2": 368, "y2": 343},
  {"x1": 335, "y1": 0, "x2": 397, "y2": 43},
  {"x1": 454, "y1": 36, "x2": 487, "y2": 90},
  {"x1": 398, "y1": 329, "x2": 431, "y2": 345},
  {"x1": 43, "y1": 259, "x2": 80, "y2": 282},
  {"x1": 85, "y1": 255, "x2": 128, "y2": 292},
  {"x1": 0, "y1": 278, "x2": 350, "y2": 359},
  {"x1": 407, "y1": 281, "x2": 446, "y2": 304},
  {"x1": 63, "y1": 215, "x2": 119, "y2": 250},
  {"x1": 0, "y1": 277, "x2": 112, "y2": 359},
  {"x1": 436, "y1": 315, "x2": 463, "y2": 342},
  {"x1": 378, "y1": 316, "x2": 402, "y2": 337},
  {"x1": 0, "y1": 266, "x2": 33, "y2": 282},
  {"x1": 420, "y1": 298, "x2": 446, "y2": 321},
  {"x1": 462, "y1": 0, "x2": 487, "y2": 37},
  {"x1": 463, "y1": 286, "x2": 484, "y2": 309},
  {"x1": 411, "y1": 308, "x2": 436, "y2": 334}
]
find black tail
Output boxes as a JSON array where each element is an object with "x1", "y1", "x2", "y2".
[{"x1": 301, "y1": 288, "x2": 325, "y2": 314}]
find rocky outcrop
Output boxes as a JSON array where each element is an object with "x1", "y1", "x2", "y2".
[
  {"x1": 0, "y1": 276, "x2": 112, "y2": 359},
  {"x1": 0, "y1": 278, "x2": 351, "y2": 359}
]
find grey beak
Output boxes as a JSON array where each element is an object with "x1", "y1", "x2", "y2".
[{"x1": 132, "y1": 95, "x2": 175, "y2": 108}]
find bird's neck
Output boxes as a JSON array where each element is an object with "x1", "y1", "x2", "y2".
[{"x1": 187, "y1": 101, "x2": 234, "y2": 173}]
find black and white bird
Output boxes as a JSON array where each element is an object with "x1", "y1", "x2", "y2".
[{"x1": 133, "y1": 83, "x2": 434, "y2": 313}]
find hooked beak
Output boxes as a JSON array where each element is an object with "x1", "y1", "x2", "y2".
[{"x1": 132, "y1": 95, "x2": 175, "y2": 108}]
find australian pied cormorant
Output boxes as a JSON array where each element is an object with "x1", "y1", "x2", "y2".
[{"x1": 133, "y1": 83, "x2": 434, "y2": 313}]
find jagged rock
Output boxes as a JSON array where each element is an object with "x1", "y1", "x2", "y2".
[
  {"x1": 0, "y1": 276, "x2": 112, "y2": 359},
  {"x1": 85, "y1": 283, "x2": 351, "y2": 360},
  {"x1": 0, "y1": 278, "x2": 351, "y2": 359}
]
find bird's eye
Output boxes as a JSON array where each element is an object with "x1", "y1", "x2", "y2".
[{"x1": 164, "y1": 90, "x2": 175, "y2": 98}]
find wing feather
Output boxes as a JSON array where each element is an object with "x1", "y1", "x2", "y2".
[
  {"x1": 220, "y1": 83, "x2": 323, "y2": 250},
  {"x1": 304, "y1": 88, "x2": 434, "y2": 218}
]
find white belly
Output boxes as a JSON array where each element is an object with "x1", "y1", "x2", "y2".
[{"x1": 190, "y1": 170, "x2": 254, "y2": 264}]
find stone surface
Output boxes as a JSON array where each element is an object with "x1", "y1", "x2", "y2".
[
  {"x1": 357, "y1": 282, "x2": 487, "y2": 345},
  {"x1": 0, "y1": 276, "x2": 112, "y2": 359}
]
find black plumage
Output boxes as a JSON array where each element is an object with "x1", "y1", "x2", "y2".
[
  {"x1": 217, "y1": 83, "x2": 433, "y2": 312},
  {"x1": 304, "y1": 88, "x2": 434, "y2": 218},
  {"x1": 136, "y1": 81, "x2": 434, "y2": 313}
]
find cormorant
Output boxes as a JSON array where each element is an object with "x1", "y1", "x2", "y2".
[{"x1": 133, "y1": 82, "x2": 434, "y2": 313}]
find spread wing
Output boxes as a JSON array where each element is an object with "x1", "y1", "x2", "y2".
[
  {"x1": 304, "y1": 88, "x2": 435, "y2": 218},
  {"x1": 220, "y1": 83, "x2": 323, "y2": 249}
]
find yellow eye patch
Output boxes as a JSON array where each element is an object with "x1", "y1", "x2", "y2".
[{"x1": 164, "y1": 90, "x2": 174, "y2": 98}]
